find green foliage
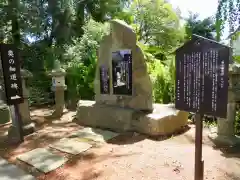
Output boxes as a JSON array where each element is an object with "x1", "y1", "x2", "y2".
[
  {"x1": 185, "y1": 13, "x2": 216, "y2": 40},
  {"x1": 29, "y1": 72, "x2": 53, "y2": 106},
  {"x1": 234, "y1": 56, "x2": 240, "y2": 63},
  {"x1": 64, "y1": 19, "x2": 109, "y2": 100},
  {"x1": 131, "y1": 0, "x2": 185, "y2": 52},
  {"x1": 145, "y1": 49, "x2": 175, "y2": 103},
  {"x1": 216, "y1": 0, "x2": 240, "y2": 41},
  {"x1": 235, "y1": 106, "x2": 240, "y2": 135}
]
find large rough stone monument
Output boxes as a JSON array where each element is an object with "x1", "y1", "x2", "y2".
[{"x1": 75, "y1": 20, "x2": 188, "y2": 136}]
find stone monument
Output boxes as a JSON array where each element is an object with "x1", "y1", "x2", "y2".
[
  {"x1": 209, "y1": 63, "x2": 240, "y2": 146},
  {"x1": 75, "y1": 20, "x2": 188, "y2": 136},
  {"x1": 49, "y1": 60, "x2": 67, "y2": 118}
]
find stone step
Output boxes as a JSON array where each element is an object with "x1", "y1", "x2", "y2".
[{"x1": 0, "y1": 157, "x2": 36, "y2": 180}]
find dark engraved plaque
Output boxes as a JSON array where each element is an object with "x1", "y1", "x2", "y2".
[
  {"x1": 0, "y1": 44, "x2": 24, "y2": 105},
  {"x1": 175, "y1": 35, "x2": 230, "y2": 118},
  {"x1": 112, "y1": 49, "x2": 132, "y2": 95},
  {"x1": 99, "y1": 65, "x2": 110, "y2": 94}
]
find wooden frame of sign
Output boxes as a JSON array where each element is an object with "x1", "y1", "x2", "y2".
[{"x1": 175, "y1": 35, "x2": 230, "y2": 180}]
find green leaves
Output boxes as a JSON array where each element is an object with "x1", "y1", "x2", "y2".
[
  {"x1": 185, "y1": 13, "x2": 216, "y2": 40},
  {"x1": 216, "y1": 0, "x2": 240, "y2": 41},
  {"x1": 64, "y1": 19, "x2": 109, "y2": 100},
  {"x1": 130, "y1": 0, "x2": 184, "y2": 52}
]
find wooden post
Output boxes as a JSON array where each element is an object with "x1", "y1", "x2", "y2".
[{"x1": 194, "y1": 114, "x2": 204, "y2": 180}]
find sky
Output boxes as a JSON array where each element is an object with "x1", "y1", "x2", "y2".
[
  {"x1": 169, "y1": 0, "x2": 219, "y2": 19},
  {"x1": 169, "y1": 0, "x2": 230, "y2": 39}
]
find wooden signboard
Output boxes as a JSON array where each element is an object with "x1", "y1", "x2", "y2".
[
  {"x1": 175, "y1": 35, "x2": 230, "y2": 180},
  {"x1": 0, "y1": 44, "x2": 23, "y2": 105},
  {"x1": 175, "y1": 35, "x2": 230, "y2": 118}
]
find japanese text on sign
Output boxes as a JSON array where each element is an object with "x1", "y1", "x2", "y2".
[
  {"x1": 175, "y1": 35, "x2": 229, "y2": 118},
  {"x1": 100, "y1": 65, "x2": 110, "y2": 94},
  {"x1": 0, "y1": 44, "x2": 23, "y2": 105}
]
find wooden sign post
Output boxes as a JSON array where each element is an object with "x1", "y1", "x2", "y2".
[
  {"x1": 0, "y1": 44, "x2": 24, "y2": 143},
  {"x1": 175, "y1": 35, "x2": 230, "y2": 180}
]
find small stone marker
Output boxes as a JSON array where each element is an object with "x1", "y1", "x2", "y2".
[
  {"x1": 49, "y1": 138, "x2": 92, "y2": 155},
  {"x1": 0, "y1": 157, "x2": 36, "y2": 180},
  {"x1": 17, "y1": 148, "x2": 67, "y2": 173}
]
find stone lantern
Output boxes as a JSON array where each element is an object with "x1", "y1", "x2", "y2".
[
  {"x1": 209, "y1": 63, "x2": 240, "y2": 146},
  {"x1": 49, "y1": 61, "x2": 67, "y2": 118},
  {"x1": 18, "y1": 69, "x2": 35, "y2": 134}
]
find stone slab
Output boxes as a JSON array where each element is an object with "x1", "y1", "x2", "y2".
[
  {"x1": 17, "y1": 148, "x2": 67, "y2": 173},
  {"x1": 0, "y1": 157, "x2": 36, "y2": 180},
  {"x1": 76, "y1": 101, "x2": 188, "y2": 136},
  {"x1": 49, "y1": 138, "x2": 92, "y2": 155},
  {"x1": 75, "y1": 102, "x2": 135, "y2": 132},
  {"x1": 70, "y1": 127, "x2": 119, "y2": 142}
]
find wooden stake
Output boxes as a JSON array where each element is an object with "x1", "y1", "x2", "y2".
[{"x1": 194, "y1": 113, "x2": 204, "y2": 180}]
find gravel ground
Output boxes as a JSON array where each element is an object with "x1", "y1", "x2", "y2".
[{"x1": 0, "y1": 109, "x2": 240, "y2": 180}]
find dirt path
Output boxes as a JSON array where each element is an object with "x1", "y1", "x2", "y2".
[{"x1": 0, "y1": 109, "x2": 240, "y2": 180}]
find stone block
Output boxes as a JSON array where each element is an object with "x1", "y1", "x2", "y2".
[
  {"x1": 0, "y1": 105, "x2": 10, "y2": 124},
  {"x1": 75, "y1": 100, "x2": 134, "y2": 132},
  {"x1": 17, "y1": 148, "x2": 67, "y2": 173},
  {"x1": 69, "y1": 127, "x2": 119, "y2": 142},
  {"x1": 49, "y1": 138, "x2": 92, "y2": 155},
  {"x1": 132, "y1": 104, "x2": 189, "y2": 136},
  {"x1": 75, "y1": 101, "x2": 188, "y2": 136}
]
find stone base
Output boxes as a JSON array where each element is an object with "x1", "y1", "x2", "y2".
[
  {"x1": 132, "y1": 104, "x2": 189, "y2": 136},
  {"x1": 0, "y1": 105, "x2": 10, "y2": 125},
  {"x1": 7, "y1": 126, "x2": 23, "y2": 144},
  {"x1": 208, "y1": 132, "x2": 240, "y2": 147},
  {"x1": 23, "y1": 122, "x2": 36, "y2": 136},
  {"x1": 75, "y1": 100, "x2": 134, "y2": 132},
  {"x1": 8, "y1": 122, "x2": 35, "y2": 144},
  {"x1": 75, "y1": 100, "x2": 189, "y2": 136}
]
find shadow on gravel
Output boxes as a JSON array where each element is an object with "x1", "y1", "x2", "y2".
[{"x1": 215, "y1": 145, "x2": 240, "y2": 159}]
